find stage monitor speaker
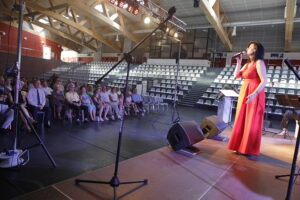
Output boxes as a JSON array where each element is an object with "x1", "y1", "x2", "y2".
[
  {"x1": 200, "y1": 115, "x2": 227, "y2": 139},
  {"x1": 167, "y1": 121, "x2": 204, "y2": 151}
]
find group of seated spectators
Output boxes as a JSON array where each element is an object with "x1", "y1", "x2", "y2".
[{"x1": 0, "y1": 74, "x2": 145, "y2": 134}]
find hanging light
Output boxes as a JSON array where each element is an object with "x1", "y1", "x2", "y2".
[
  {"x1": 115, "y1": 34, "x2": 119, "y2": 42},
  {"x1": 174, "y1": 32, "x2": 178, "y2": 38},
  {"x1": 142, "y1": 14, "x2": 151, "y2": 24}
]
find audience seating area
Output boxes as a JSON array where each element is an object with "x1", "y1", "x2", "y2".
[
  {"x1": 41, "y1": 62, "x2": 210, "y2": 102},
  {"x1": 42, "y1": 61, "x2": 127, "y2": 85},
  {"x1": 140, "y1": 64, "x2": 207, "y2": 101},
  {"x1": 197, "y1": 65, "x2": 299, "y2": 116}
]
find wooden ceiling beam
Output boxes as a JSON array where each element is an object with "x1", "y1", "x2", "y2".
[
  {"x1": 284, "y1": 0, "x2": 297, "y2": 51},
  {"x1": 67, "y1": 0, "x2": 140, "y2": 43},
  {"x1": 199, "y1": 0, "x2": 232, "y2": 51},
  {"x1": 24, "y1": 0, "x2": 121, "y2": 52}
]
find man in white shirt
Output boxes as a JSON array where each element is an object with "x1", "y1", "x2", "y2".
[
  {"x1": 109, "y1": 87, "x2": 121, "y2": 119},
  {"x1": 27, "y1": 79, "x2": 52, "y2": 128}
]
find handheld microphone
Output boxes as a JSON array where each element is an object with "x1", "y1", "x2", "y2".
[
  {"x1": 232, "y1": 51, "x2": 246, "y2": 59},
  {"x1": 284, "y1": 59, "x2": 300, "y2": 80}
]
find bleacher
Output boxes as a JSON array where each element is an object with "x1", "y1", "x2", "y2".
[
  {"x1": 40, "y1": 61, "x2": 210, "y2": 102},
  {"x1": 41, "y1": 61, "x2": 127, "y2": 85},
  {"x1": 139, "y1": 64, "x2": 207, "y2": 101},
  {"x1": 197, "y1": 64, "x2": 300, "y2": 116}
]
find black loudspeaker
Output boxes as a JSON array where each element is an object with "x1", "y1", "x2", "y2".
[
  {"x1": 200, "y1": 115, "x2": 227, "y2": 139},
  {"x1": 167, "y1": 121, "x2": 204, "y2": 151}
]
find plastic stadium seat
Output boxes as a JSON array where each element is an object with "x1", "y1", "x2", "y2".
[
  {"x1": 206, "y1": 88, "x2": 213, "y2": 92},
  {"x1": 202, "y1": 93, "x2": 208, "y2": 97},
  {"x1": 270, "y1": 88, "x2": 277, "y2": 93},
  {"x1": 204, "y1": 100, "x2": 212, "y2": 105},
  {"x1": 267, "y1": 100, "x2": 274, "y2": 106},
  {"x1": 274, "y1": 109, "x2": 283, "y2": 115},
  {"x1": 278, "y1": 89, "x2": 285, "y2": 94},
  {"x1": 288, "y1": 90, "x2": 295, "y2": 95},
  {"x1": 268, "y1": 93, "x2": 275, "y2": 99},
  {"x1": 265, "y1": 107, "x2": 272, "y2": 114}
]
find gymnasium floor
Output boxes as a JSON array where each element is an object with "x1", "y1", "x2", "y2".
[{"x1": 0, "y1": 106, "x2": 298, "y2": 200}]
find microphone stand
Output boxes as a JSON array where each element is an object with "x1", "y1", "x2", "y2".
[
  {"x1": 75, "y1": 7, "x2": 177, "y2": 200},
  {"x1": 171, "y1": 39, "x2": 181, "y2": 124},
  {"x1": 0, "y1": 0, "x2": 56, "y2": 168},
  {"x1": 274, "y1": 59, "x2": 300, "y2": 200}
]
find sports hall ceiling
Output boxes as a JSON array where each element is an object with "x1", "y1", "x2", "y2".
[{"x1": 0, "y1": 0, "x2": 299, "y2": 52}]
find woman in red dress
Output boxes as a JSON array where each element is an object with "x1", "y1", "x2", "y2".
[{"x1": 228, "y1": 41, "x2": 267, "y2": 160}]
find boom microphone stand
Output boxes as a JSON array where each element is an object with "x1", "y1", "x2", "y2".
[
  {"x1": 274, "y1": 59, "x2": 300, "y2": 200},
  {"x1": 75, "y1": 7, "x2": 177, "y2": 200},
  {"x1": 0, "y1": 0, "x2": 56, "y2": 168}
]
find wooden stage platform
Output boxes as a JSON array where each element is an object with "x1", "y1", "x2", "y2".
[{"x1": 15, "y1": 130, "x2": 300, "y2": 200}]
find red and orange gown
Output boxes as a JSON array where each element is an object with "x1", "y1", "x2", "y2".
[{"x1": 228, "y1": 62, "x2": 265, "y2": 155}]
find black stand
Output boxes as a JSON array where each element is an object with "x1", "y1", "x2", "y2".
[
  {"x1": 6, "y1": 0, "x2": 56, "y2": 168},
  {"x1": 75, "y1": 54, "x2": 147, "y2": 199},
  {"x1": 75, "y1": 6, "x2": 177, "y2": 200},
  {"x1": 171, "y1": 40, "x2": 181, "y2": 124},
  {"x1": 274, "y1": 59, "x2": 300, "y2": 200},
  {"x1": 275, "y1": 124, "x2": 300, "y2": 200}
]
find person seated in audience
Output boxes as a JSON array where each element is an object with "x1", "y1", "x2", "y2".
[
  {"x1": 116, "y1": 87, "x2": 121, "y2": 95},
  {"x1": 118, "y1": 93, "x2": 124, "y2": 115},
  {"x1": 13, "y1": 80, "x2": 36, "y2": 132},
  {"x1": 278, "y1": 110, "x2": 300, "y2": 136},
  {"x1": 109, "y1": 87, "x2": 121, "y2": 119},
  {"x1": 52, "y1": 84, "x2": 65, "y2": 119},
  {"x1": 41, "y1": 80, "x2": 53, "y2": 109},
  {"x1": 87, "y1": 84, "x2": 94, "y2": 97},
  {"x1": 42, "y1": 80, "x2": 53, "y2": 96},
  {"x1": 125, "y1": 92, "x2": 136, "y2": 116},
  {"x1": 131, "y1": 88, "x2": 145, "y2": 116},
  {"x1": 0, "y1": 76, "x2": 14, "y2": 134},
  {"x1": 53, "y1": 79, "x2": 64, "y2": 93},
  {"x1": 100, "y1": 86, "x2": 114, "y2": 120},
  {"x1": 65, "y1": 83, "x2": 89, "y2": 123},
  {"x1": 4, "y1": 77, "x2": 13, "y2": 92},
  {"x1": 80, "y1": 86, "x2": 96, "y2": 121},
  {"x1": 27, "y1": 79, "x2": 52, "y2": 128},
  {"x1": 93, "y1": 88, "x2": 104, "y2": 122}
]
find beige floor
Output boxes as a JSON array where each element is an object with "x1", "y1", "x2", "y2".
[{"x1": 15, "y1": 128, "x2": 300, "y2": 200}]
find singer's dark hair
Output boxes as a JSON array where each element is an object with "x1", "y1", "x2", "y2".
[{"x1": 247, "y1": 41, "x2": 264, "y2": 61}]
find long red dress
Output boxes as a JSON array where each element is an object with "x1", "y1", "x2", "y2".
[{"x1": 228, "y1": 62, "x2": 265, "y2": 155}]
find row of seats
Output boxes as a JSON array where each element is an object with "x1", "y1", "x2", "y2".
[
  {"x1": 150, "y1": 87, "x2": 184, "y2": 96},
  {"x1": 197, "y1": 64, "x2": 300, "y2": 116},
  {"x1": 147, "y1": 92, "x2": 179, "y2": 101}
]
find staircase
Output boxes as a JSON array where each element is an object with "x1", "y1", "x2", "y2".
[{"x1": 178, "y1": 68, "x2": 223, "y2": 107}]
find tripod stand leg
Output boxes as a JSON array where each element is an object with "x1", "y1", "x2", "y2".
[
  {"x1": 275, "y1": 173, "x2": 300, "y2": 179},
  {"x1": 20, "y1": 108, "x2": 57, "y2": 168},
  {"x1": 119, "y1": 179, "x2": 148, "y2": 185}
]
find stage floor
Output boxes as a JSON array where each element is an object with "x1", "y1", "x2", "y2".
[{"x1": 15, "y1": 128, "x2": 300, "y2": 200}]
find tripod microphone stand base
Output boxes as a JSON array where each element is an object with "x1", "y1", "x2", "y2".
[
  {"x1": 0, "y1": 149, "x2": 29, "y2": 168},
  {"x1": 75, "y1": 176, "x2": 148, "y2": 188}
]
